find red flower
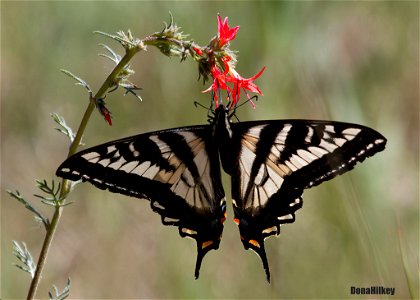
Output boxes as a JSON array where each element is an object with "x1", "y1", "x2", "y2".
[
  {"x1": 204, "y1": 65, "x2": 265, "y2": 109},
  {"x1": 202, "y1": 15, "x2": 265, "y2": 109},
  {"x1": 192, "y1": 46, "x2": 203, "y2": 56},
  {"x1": 202, "y1": 59, "x2": 231, "y2": 107},
  {"x1": 217, "y1": 15, "x2": 239, "y2": 47},
  {"x1": 228, "y1": 67, "x2": 266, "y2": 108}
]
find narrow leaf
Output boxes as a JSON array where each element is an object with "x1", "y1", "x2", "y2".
[
  {"x1": 51, "y1": 113, "x2": 80, "y2": 144},
  {"x1": 12, "y1": 241, "x2": 36, "y2": 278},
  {"x1": 49, "y1": 278, "x2": 71, "y2": 300},
  {"x1": 7, "y1": 190, "x2": 49, "y2": 229},
  {"x1": 60, "y1": 69, "x2": 92, "y2": 94}
]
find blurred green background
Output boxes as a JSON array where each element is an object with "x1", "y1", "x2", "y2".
[{"x1": 2, "y1": 1, "x2": 418, "y2": 299}]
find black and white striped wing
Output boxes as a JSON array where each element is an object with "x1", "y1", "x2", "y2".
[
  {"x1": 56, "y1": 126, "x2": 226, "y2": 279},
  {"x1": 229, "y1": 120, "x2": 387, "y2": 282}
]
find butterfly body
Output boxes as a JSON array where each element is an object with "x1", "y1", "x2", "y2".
[{"x1": 57, "y1": 105, "x2": 386, "y2": 282}]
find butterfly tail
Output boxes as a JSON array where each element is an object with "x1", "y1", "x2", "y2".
[
  {"x1": 194, "y1": 247, "x2": 204, "y2": 279},
  {"x1": 242, "y1": 238, "x2": 271, "y2": 283},
  {"x1": 194, "y1": 239, "x2": 220, "y2": 279},
  {"x1": 260, "y1": 245, "x2": 271, "y2": 284}
]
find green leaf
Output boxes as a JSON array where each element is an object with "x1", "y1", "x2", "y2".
[
  {"x1": 51, "y1": 113, "x2": 82, "y2": 145},
  {"x1": 49, "y1": 278, "x2": 71, "y2": 300},
  {"x1": 34, "y1": 179, "x2": 70, "y2": 208},
  {"x1": 94, "y1": 30, "x2": 144, "y2": 51},
  {"x1": 60, "y1": 69, "x2": 93, "y2": 95},
  {"x1": 7, "y1": 190, "x2": 49, "y2": 229},
  {"x1": 98, "y1": 43, "x2": 121, "y2": 64},
  {"x1": 12, "y1": 241, "x2": 36, "y2": 278}
]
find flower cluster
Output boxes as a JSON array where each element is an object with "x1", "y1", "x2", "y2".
[
  {"x1": 90, "y1": 14, "x2": 265, "y2": 125},
  {"x1": 197, "y1": 15, "x2": 265, "y2": 109}
]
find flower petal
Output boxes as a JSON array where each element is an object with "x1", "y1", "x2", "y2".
[{"x1": 217, "y1": 15, "x2": 240, "y2": 47}]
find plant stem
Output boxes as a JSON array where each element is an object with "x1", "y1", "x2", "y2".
[
  {"x1": 26, "y1": 46, "x2": 141, "y2": 300},
  {"x1": 26, "y1": 207, "x2": 62, "y2": 300}
]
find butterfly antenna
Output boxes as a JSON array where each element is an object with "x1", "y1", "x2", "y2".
[
  {"x1": 227, "y1": 104, "x2": 240, "y2": 122},
  {"x1": 236, "y1": 94, "x2": 259, "y2": 110},
  {"x1": 194, "y1": 100, "x2": 214, "y2": 123},
  {"x1": 225, "y1": 88, "x2": 239, "y2": 120},
  {"x1": 231, "y1": 114, "x2": 241, "y2": 122},
  {"x1": 194, "y1": 101, "x2": 208, "y2": 110}
]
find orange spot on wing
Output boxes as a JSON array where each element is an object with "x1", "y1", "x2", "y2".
[
  {"x1": 249, "y1": 239, "x2": 260, "y2": 248},
  {"x1": 233, "y1": 218, "x2": 240, "y2": 225},
  {"x1": 201, "y1": 240, "x2": 214, "y2": 249},
  {"x1": 220, "y1": 212, "x2": 227, "y2": 223}
]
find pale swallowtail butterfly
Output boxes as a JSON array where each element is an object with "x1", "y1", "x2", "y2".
[{"x1": 56, "y1": 105, "x2": 386, "y2": 283}]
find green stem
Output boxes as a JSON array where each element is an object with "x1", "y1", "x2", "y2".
[
  {"x1": 26, "y1": 207, "x2": 62, "y2": 300},
  {"x1": 26, "y1": 46, "x2": 141, "y2": 300}
]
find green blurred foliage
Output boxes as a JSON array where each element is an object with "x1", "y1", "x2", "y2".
[{"x1": 1, "y1": 1, "x2": 418, "y2": 299}]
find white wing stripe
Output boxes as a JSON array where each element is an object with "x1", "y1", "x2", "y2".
[
  {"x1": 119, "y1": 161, "x2": 139, "y2": 173},
  {"x1": 297, "y1": 149, "x2": 317, "y2": 163},
  {"x1": 308, "y1": 146, "x2": 329, "y2": 157},
  {"x1": 342, "y1": 128, "x2": 362, "y2": 136},
  {"x1": 290, "y1": 154, "x2": 309, "y2": 168},
  {"x1": 128, "y1": 143, "x2": 140, "y2": 157},
  {"x1": 319, "y1": 139, "x2": 338, "y2": 152},
  {"x1": 325, "y1": 125, "x2": 335, "y2": 133},
  {"x1": 304, "y1": 126, "x2": 314, "y2": 143},
  {"x1": 132, "y1": 161, "x2": 151, "y2": 176},
  {"x1": 285, "y1": 160, "x2": 298, "y2": 172},
  {"x1": 98, "y1": 158, "x2": 111, "y2": 167},
  {"x1": 334, "y1": 137, "x2": 347, "y2": 146},
  {"x1": 82, "y1": 152, "x2": 100, "y2": 160},
  {"x1": 143, "y1": 164, "x2": 160, "y2": 178},
  {"x1": 108, "y1": 157, "x2": 127, "y2": 170},
  {"x1": 247, "y1": 125, "x2": 267, "y2": 138},
  {"x1": 107, "y1": 145, "x2": 117, "y2": 153}
]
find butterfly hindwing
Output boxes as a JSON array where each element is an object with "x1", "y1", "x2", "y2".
[
  {"x1": 228, "y1": 120, "x2": 387, "y2": 282},
  {"x1": 56, "y1": 126, "x2": 226, "y2": 278}
]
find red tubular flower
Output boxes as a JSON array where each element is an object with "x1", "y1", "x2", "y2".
[
  {"x1": 228, "y1": 66, "x2": 266, "y2": 108},
  {"x1": 217, "y1": 15, "x2": 240, "y2": 47},
  {"x1": 203, "y1": 55, "x2": 231, "y2": 98},
  {"x1": 202, "y1": 62, "x2": 230, "y2": 107},
  {"x1": 202, "y1": 15, "x2": 265, "y2": 109},
  {"x1": 192, "y1": 46, "x2": 203, "y2": 56},
  {"x1": 205, "y1": 65, "x2": 265, "y2": 109}
]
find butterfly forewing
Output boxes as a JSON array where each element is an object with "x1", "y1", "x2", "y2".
[{"x1": 56, "y1": 126, "x2": 226, "y2": 278}]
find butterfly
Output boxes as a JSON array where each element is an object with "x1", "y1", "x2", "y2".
[{"x1": 56, "y1": 104, "x2": 386, "y2": 282}]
